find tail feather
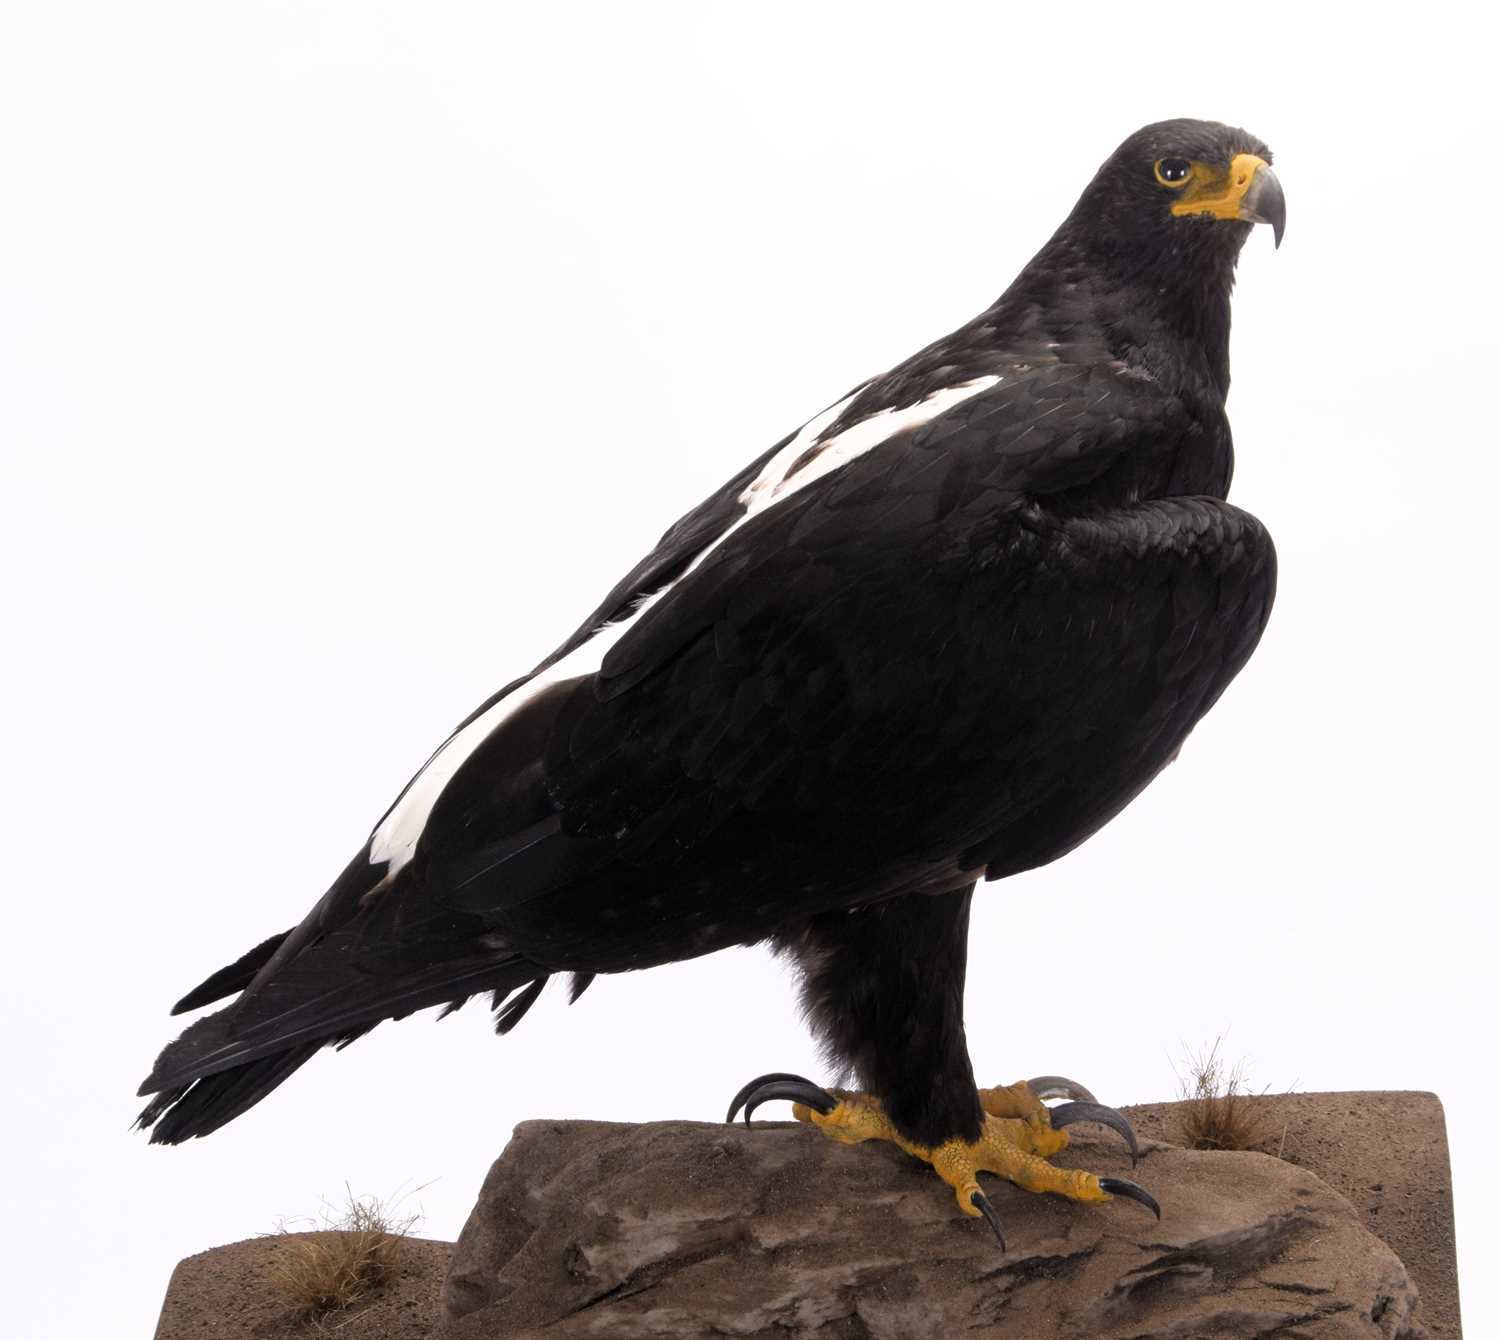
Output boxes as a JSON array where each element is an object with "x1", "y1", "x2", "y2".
[
  {"x1": 138, "y1": 740, "x2": 595, "y2": 1141},
  {"x1": 136, "y1": 956, "x2": 549, "y2": 1141},
  {"x1": 136, "y1": 1042, "x2": 323, "y2": 1144},
  {"x1": 492, "y1": 976, "x2": 546, "y2": 1034},
  {"x1": 171, "y1": 928, "x2": 294, "y2": 1015}
]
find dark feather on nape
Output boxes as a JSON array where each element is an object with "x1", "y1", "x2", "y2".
[
  {"x1": 334, "y1": 1025, "x2": 376, "y2": 1052},
  {"x1": 492, "y1": 976, "x2": 547, "y2": 1035},
  {"x1": 568, "y1": 972, "x2": 595, "y2": 1005},
  {"x1": 436, "y1": 994, "x2": 472, "y2": 1021}
]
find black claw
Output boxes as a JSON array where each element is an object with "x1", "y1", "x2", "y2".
[
  {"x1": 725, "y1": 1072, "x2": 837, "y2": 1125},
  {"x1": 1048, "y1": 1101, "x2": 1141, "y2": 1167},
  {"x1": 1026, "y1": 1074, "x2": 1099, "y2": 1104},
  {"x1": 1099, "y1": 1177, "x2": 1161, "y2": 1219},
  {"x1": 725, "y1": 1072, "x2": 815, "y2": 1124},
  {"x1": 970, "y1": 1189, "x2": 1007, "y2": 1251}
]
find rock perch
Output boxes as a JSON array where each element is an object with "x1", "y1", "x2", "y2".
[{"x1": 438, "y1": 1117, "x2": 1423, "y2": 1339}]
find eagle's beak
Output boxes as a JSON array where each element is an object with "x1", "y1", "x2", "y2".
[
  {"x1": 1171, "y1": 153, "x2": 1286, "y2": 249},
  {"x1": 1238, "y1": 160, "x2": 1286, "y2": 249}
]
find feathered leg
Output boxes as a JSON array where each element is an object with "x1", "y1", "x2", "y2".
[
  {"x1": 734, "y1": 886, "x2": 1156, "y2": 1249},
  {"x1": 779, "y1": 885, "x2": 985, "y2": 1146}
]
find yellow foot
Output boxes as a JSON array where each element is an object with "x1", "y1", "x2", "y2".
[{"x1": 726, "y1": 1072, "x2": 1158, "y2": 1250}]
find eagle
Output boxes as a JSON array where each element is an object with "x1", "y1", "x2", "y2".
[{"x1": 138, "y1": 118, "x2": 1284, "y2": 1249}]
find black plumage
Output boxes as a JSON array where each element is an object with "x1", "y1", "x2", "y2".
[{"x1": 137, "y1": 120, "x2": 1282, "y2": 1164}]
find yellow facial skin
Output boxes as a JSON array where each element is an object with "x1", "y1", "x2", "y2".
[{"x1": 1162, "y1": 152, "x2": 1273, "y2": 224}]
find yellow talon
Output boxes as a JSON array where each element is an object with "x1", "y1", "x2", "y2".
[
  {"x1": 978, "y1": 1081, "x2": 1071, "y2": 1157},
  {"x1": 791, "y1": 1091, "x2": 891, "y2": 1144},
  {"x1": 734, "y1": 1069, "x2": 1159, "y2": 1244},
  {"x1": 977, "y1": 1080, "x2": 1050, "y2": 1122},
  {"x1": 793, "y1": 1081, "x2": 1120, "y2": 1215}
]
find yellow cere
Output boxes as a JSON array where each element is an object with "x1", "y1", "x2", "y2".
[{"x1": 1168, "y1": 152, "x2": 1271, "y2": 223}]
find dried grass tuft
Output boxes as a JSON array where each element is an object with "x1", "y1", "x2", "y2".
[
  {"x1": 266, "y1": 1189, "x2": 420, "y2": 1322},
  {"x1": 1176, "y1": 1037, "x2": 1280, "y2": 1154}
]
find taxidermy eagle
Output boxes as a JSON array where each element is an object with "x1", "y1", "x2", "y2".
[{"x1": 138, "y1": 119, "x2": 1283, "y2": 1248}]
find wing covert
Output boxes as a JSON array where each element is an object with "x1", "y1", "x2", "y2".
[{"x1": 537, "y1": 363, "x2": 1201, "y2": 862}]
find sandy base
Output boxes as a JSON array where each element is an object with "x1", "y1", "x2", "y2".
[
  {"x1": 153, "y1": 1091, "x2": 1459, "y2": 1338},
  {"x1": 154, "y1": 1234, "x2": 451, "y2": 1339}
]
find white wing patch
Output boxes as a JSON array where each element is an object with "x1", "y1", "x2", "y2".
[
  {"x1": 367, "y1": 374, "x2": 1001, "y2": 876},
  {"x1": 366, "y1": 598, "x2": 664, "y2": 876},
  {"x1": 739, "y1": 376, "x2": 1000, "y2": 515}
]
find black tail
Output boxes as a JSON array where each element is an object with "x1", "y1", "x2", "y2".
[
  {"x1": 136, "y1": 941, "x2": 548, "y2": 1142},
  {"x1": 135, "y1": 1038, "x2": 323, "y2": 1144},
  {"x1": 138, "y1": 774, "x2": 594, "y2": 1142},
  {"x1": 170, "y1": 928, "x2": 294, "y2": 1015}
]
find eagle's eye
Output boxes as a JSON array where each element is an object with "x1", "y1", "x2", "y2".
[{"x1": 1154, "y1": 158, "x2": 1194, "y2": 187}]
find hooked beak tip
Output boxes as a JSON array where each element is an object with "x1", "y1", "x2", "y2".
[{"x1": 1242, "y1": 163, "x2": 1286, "y2": 250}]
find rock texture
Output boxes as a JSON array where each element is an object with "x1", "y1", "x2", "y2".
[
  {"x1": 438, "y1": 1118, "x2": 1424, "y2": 1339},
  {"x1": 1125, "y1": 1092, "x2": 1459, "y2": 1339}
]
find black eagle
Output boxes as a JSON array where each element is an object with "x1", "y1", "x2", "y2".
[{"x1": 138, "y1": 119, "x2": 1284, "y2": 1246}]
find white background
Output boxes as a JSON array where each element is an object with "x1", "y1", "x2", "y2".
[{"x1": 3, "y1": 3, "x2": 1495, "y2": 1334}]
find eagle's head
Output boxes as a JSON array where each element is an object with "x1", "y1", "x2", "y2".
[
  {"x1": 1066, "y1": 119, "x2": 1285, "y2": 267},
  {"x1": 999, "y1": 119, "x2": 1285, "y2": 391}
]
